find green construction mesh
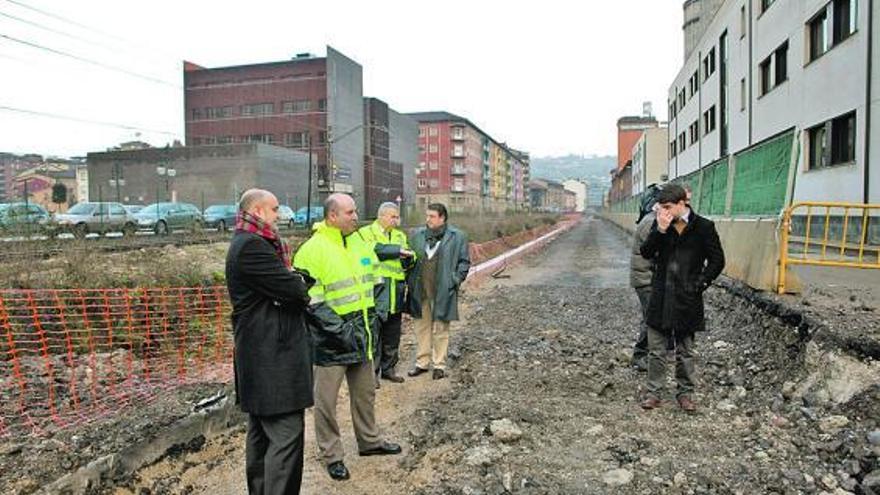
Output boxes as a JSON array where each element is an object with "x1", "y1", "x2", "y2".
[
  {"x1": 730, "y1": 131, "x2": 794, "y2": 216},
  {"x1": 698, "y1": 158, "x2": 729, "y2": 216}
]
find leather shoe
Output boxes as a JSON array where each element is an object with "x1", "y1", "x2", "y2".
[
  {"x1": 432, "y1": 369, "x2": 446, "y2": 380},
  {"x1": 640, "y1": 397, "x2": 662, "y2": 410},
  {"x1": 407, "y1": 366, "x2": 429, "y2": 377},
  {"x1": 677, "y1": 396, "x2": 697, "y2": 413},
  {"x1": 359, "y1": 441, "x2": 402, "y2": 456},
  {"x1": 327, "y1": 460, "x2": 350, "y2": 480},
  {"x1": 381, "y1": 372, "x2": 405, "y2": 383}
]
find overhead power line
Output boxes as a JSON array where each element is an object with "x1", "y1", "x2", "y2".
[
  {"x1": 0, "y1": 33, "x2": 180, "y2": 88},
  {"x1": 0, "y1": 104, "x2": 181, "y2": 136}
]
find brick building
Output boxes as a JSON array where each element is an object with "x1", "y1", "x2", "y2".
[
  {"x1": 407, "y1": 111, "x2": 528, "y2": 212},
  {"x1": 183, "y1": 46, "x2": 364, "y2": 209},
  {"x1": 528, "y1": 178, "x2": 576, "y2": 212},
  {"x1": 616, "y1": 115, "x2": 659, "y2": 171},
  {"x1": 363, "y1": 98, "x2": 418, "y2": 218}
]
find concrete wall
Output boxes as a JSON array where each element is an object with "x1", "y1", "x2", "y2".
[
  {"x1": 326, "y1": 46, "x2": 365, "y2": 211},
  {"x1": 87, "y1": 144, "x2": 309, "y2": 208},
  {"x1": 602, "y1": 211, "x2": 799, "y2": 292}
]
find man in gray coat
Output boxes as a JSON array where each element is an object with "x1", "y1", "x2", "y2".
[
  {"x1": 406, "y1": 203, "x2": 471, "y2": 380},
  {"x1": 630, "y1": 209, "x2": 655, "y2": 371}
]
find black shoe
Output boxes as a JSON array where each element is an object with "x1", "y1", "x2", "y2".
[
  {"x1": 359, "y1": 441, "x2": 402, "y2": 456},
  {"x1": 327, "y1": 460, "x2": 350, "y2": 480},
  {"x1": 407, "y1": 366, "x2": 429, "y2": 377},
  {"x1": 381, "y1": 372, "x2": 405, "y2": 383},
  {"x1": 432, "y1": 369, "x2": 446, "y2": 380}
]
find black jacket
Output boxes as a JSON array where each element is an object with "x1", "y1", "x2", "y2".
[
  {"x1": 226, "y1": 232, "x2": 314, "y2": 416},
  {"x1": 640, "y1": 211, "x2": 725, "y2": 334}
]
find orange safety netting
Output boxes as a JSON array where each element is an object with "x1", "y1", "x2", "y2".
[{"x1": 0, "y1": 286, "x2": 232, "y2": 438}]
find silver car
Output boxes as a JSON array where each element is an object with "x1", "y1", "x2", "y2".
[{"x1": 55, "y1": 202, "x2": 137, "y2": 238}]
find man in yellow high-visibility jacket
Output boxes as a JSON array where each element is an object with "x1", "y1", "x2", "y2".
[
  {"x1": 293, "y1": 193, "x2": 401, "y2": 482},
  {"x1": 357, "y1": 202, "x2": 415, "y2": 384}
]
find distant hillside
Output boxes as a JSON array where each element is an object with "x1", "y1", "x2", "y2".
[{"x1": 530, "y1": 155, "x2": 616, "y2": 182}]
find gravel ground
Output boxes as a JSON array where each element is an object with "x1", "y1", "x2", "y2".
[{"x1": 10, "y1": 216, "x2": 879, "y2": 495}]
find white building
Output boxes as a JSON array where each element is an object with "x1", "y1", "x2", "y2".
[
  {"x1": 667, "y1": 0, "x2": 878, "y2": 204},
  {"x1": 562, "y1": 179, "x2": 588, "y2": 212},
  {"x1": 631, "y1": 126, "x2": 670, "y2": 196}
]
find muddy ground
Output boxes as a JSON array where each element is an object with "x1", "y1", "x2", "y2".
[{"x1": 95, "y1": 216, "x2": 880, "y2": 495}]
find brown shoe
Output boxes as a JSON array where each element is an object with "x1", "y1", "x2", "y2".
[
  {"x1": 640, "y1": 397, "x2": 662, "y2": 410},
  {"x1": 677, "y1": 396, "x2": 697, "y2": 413}
]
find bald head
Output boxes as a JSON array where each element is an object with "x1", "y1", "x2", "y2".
[
  {"x1": 239, "y1": 188, "x2": 279, "y2": 227},
  {"x1": 324, "y1": 193, "x2": 358, "y2": 234}
]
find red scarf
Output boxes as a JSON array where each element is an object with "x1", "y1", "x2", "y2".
[{"x1": 235, "y1": 211, "x2": 292, "y2": 269}]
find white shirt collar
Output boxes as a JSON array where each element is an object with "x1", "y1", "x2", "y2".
[{"x1": 679, "y1": 207, "x2": 691, "y2": 224}]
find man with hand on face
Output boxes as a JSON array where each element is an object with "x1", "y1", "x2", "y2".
[
  {"x1": 405, "y1": 203, "x2": 471, "y2": 380},
  {"x1": 293, "y1": 193, "x2": 402, "y2": 482},
  {"x1": 639, "y1": 184, "x2": 725, "y2": 414},
  {"x1": 357, "y1": 202, "x2": 416, "y2": 385},
  {"x1": 226, "y1": 188, "x2": 314, "y2": 494}
]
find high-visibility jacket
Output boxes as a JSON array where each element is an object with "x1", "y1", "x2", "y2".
[
  {"x1": 293, "y1": 221, "x2": 379, "y2": 366},
  {"x1": 357, "y1": 220, "x2": 414, "y2": 316}
]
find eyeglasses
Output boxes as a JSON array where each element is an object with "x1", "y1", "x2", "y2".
[{"x1": 271, "y1": 206, "x2": 279, "y2": 212}]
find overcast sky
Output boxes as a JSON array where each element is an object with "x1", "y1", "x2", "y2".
[{"x1": 0, "y1": 0, "x2": 683, "y2": 159}]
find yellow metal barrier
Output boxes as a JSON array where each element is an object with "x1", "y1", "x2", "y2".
[{"x1": 778, "y1": 202, "x2": 880, "y2": 294}]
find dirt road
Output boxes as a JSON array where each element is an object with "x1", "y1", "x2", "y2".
[{"x1": 116, "y1": 216, "x2": 880, "y2": 494}]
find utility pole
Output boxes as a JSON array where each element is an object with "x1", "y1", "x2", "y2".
[{"x1": 306, "y1": 134, "x2": 313, "y2": 227}]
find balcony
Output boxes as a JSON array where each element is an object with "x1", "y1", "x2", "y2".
[
  {"x1": 451, "y1": 184, "x2": 466, "y2": 193},
  {"x1": 451, "y1": 165, "x2": 467, "y2": 176},
  {"x1": 451, "y1": 128, "x2": 465, "y2": 141},
  {"x1": 451, "y1": 149, "x2": 465, "y2": 158}
]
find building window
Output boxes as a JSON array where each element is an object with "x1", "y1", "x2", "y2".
[
  {"x1": 833, "y1": 0, "x2": 858, "y2": 44},
  {"x1": 429, "y1": 161, "x2": 438, "y2": 170},
  {"x1": 318, "y1": 98, "x2": 327, "y2": 111},
  {"x1": 808, "y1": 111, "x2": 856, "y2": 169},
  {"x1": 678, "y1": 132, "x2": 686, "y2": 152},
  {"x1": 761, "y1": 0, "x2": 775, "y2": 13},
  {"x1": 809, "y1": 9, "x2": 830, "y2": 62},
  {"x1": 418, "y1": 178, "x2": 427, "y2": 188},
  {"x1": 774, "y1": 41, "x2": 788, "y2": 85},
  {"x1": 241, "y1": 103, "x2": 274, "y2": 116},
  {"x1": 740, "y1": 5, "x2": 747, "y2": 38},
  {"x1": 217, "y1": 135, "x2": 234, "y2": 144},
  {"x1": 419, "y1": 161, "x2": 426, "y2": 169},
  {"x1": 243, "y1": 134, "x2": 274, "y2": 144},
  {"x1": 429, "y1": 179, "x2": 438, "y2": 188},
  {"x1": 429, "y1": 144, "x2": 438, "y2": 153},
  {"x1": 669, "y1": 99, "x2": 677, "y2": 119},
  {"x1": 191, "y1": 108, "x2": 201, "y2": 121},
  {"x1": 205, "y1": 106, "x2": 232, "y2": 119},
  {"x1": 282, "y1": 100, "x2": 311, "y2": 113},
  {"x1": 759, "y1": 57, "x2": 772, "y2": 95},
  {"x1": 678, "y1": 89, "x2": 686, "y2": 109},
  {"x1": 689, "y1": 121, "x2": 700, "y2": 145},
  {"x1": 740, "y1": 78, "x2": 747, "y2": 111},
  {"x1": 670, "y1": 140, "x2": 677, "y2": 158},
  {"x1": 419, "y1": 128, "x2": 425, "y2": 137},
  {"x1": 318, "y1": 131, "x2": 327, "y2": 145},
  {"x1": 688, "y1": 71, "x2": 700, "y2": 98},
  {"x1": 429, "y1": 127, "x2": 438, "y2": 136},
  {"x1": 285, "y1": 132, "x2": 309, "y2": 148},
  {"x1": 702, "y1": 47, "x2": 716, "y2": 81},
  {"x1": 703, "y1": 106, "x2": 717, "y2": 135}
]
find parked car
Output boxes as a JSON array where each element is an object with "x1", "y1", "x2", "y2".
[
  {"x1": 203, "y1": 204, "x2": 238, "y2": 231},
  {"x1": 277, "y1": 205, "x2": 295, "y2": 228},
  {"x1": 293, "y1": 206, "x2": 324, "y2": 226},
  {"x1": 134, "y1": 202, "x2": 204, "y2": 235},
  {"x1": 54, "y1": 202, "x2": 137, "y2": 238},
  {"x1": 123, "y1": 204, "x2": 144, "y2": 215},
  {"x1": 0, "y1": 202, "x2": 53, "y2": 236}
]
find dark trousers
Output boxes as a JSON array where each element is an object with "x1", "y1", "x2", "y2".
[
  {"x1": 246, "y1": 410, "x2": 305, "y2": 495},
  {"x1": 374, "y1": 312, "x2": 403, "y2": 375},
  {"x1": 646, "y1": 326, "x2": 696, "y2": 399},
  {"x1": 632, "y1": 287, "x2": 651, "y2": 360}
]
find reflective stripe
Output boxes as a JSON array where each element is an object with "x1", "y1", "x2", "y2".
[
  {"x1": 326, "y1": 292, "x2": 362, "y2": 308},
  {"x1": 382, "y1": 264, "x2": 404, "y2": 275},
  {"x1": 310, "y1": 293, "x2": 326, "y2": 304},
  {"x1": 325, "y1": 277, "x2": 357, "y2": 292}
]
